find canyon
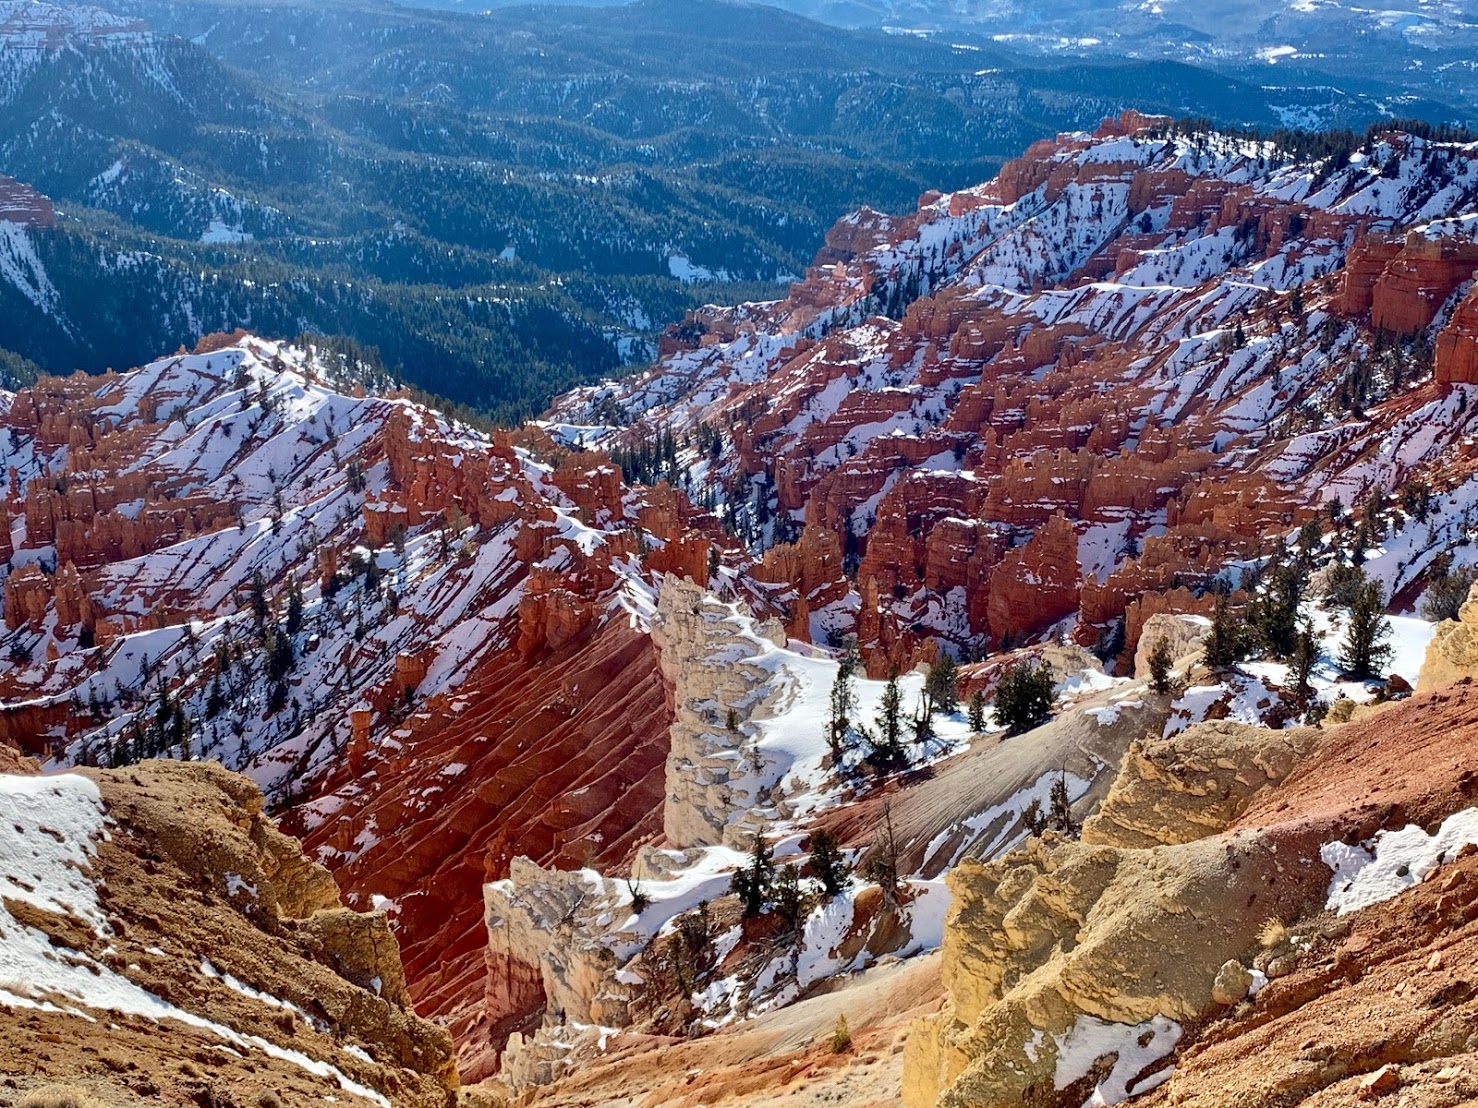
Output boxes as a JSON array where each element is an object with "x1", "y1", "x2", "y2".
[{"x1": 7, "y1": 113, "x2": 1478, "y2": 1107}]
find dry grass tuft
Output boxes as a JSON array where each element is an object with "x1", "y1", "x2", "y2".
[{"x1": 19, "y1": 1086, "x2": 108, "y2": 1108}]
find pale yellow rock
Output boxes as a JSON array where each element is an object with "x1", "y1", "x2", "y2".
[
  {"x1": 650, "y1": 577, "x2": 790, "y2": 848},
  {"x1": 1082, "y1": 720, "x2": 1321, "y2": 849},
  {"x1": 1418, "y1": 581, "x2": 1478, "y2": 691},
  {"x1": 903, "y1": 720, "x2": 1331, "y2": 1108},
  {"x1": 1132, "y1": 612, "x2": 1210, "y2": 681},
  {"x1": 1212, "y1": 959, "x2": 1254, "y2": 1005}
]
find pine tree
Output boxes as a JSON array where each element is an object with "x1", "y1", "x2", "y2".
[
  {"x1": 730, "y1": 833, "x2": 775, "y2": 918},
  {"x1": 1047, "y1": 775, "x2": 1078, "y2": 837},
  {"x1": 912, "y1": 693, "x2": 935, "y2": 746},
  {"x1": 828, "y1": 655, "x2": 857, "y2": 762},
  {"x1": 1204, "y1": 592, "x2": 1248, "y2": 669},
  {"x1": 1289, "y1": 620, "x2": 1319, "y2": 714},
  {"x1": 868, "y1": 670, "x2": 906, "y2": 767},
  {"x1": 248, "y1": 570, "x2": 269, "y2": 630},
  {"x1": 1339, "y1": 581, "x2": 1392, "y2": 680},
  {"x1": 267, "y1": 629, "x2": 296, "y2": 682},
  {"x1": 1421, "y1": 560, "x2": 1478, "y2": 622},
  {"x1": 1296, "y1": 518, "x2": 1323, "y2": 563},
  {"x1": 924, "y1": 652, "x2": 958, "y2": 714},
  {"x1": 808, "y1": 828, "x2": 852, "y2": 897},
  {"x1": 773, "y1": 863, "x2": 804, "y2": 929},
  {"x1": 1147, "y1": 636, "x2": 1174, "y2": 694},
  {"x1": 967, "y1": 688, "x2": 987, "y2": 732},
  {"x1": 285, "y1": 580, "x2": 304, "y2": 635},
  {"x1": 1249, "y1": 562, "x2": 1305, "y2": 658},
  {"x1": 993, "y1": 660, "x2": 1055, "y2": 735},
  {"x1": 1322, "y1": 563, "x2": 1368, "y2": 610},
  {"x1": 861, "y1": 803, "x2": 901, "y2": 903}
]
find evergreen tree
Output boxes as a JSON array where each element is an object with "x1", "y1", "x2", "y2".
[
  {"x1": 267, "y1": 629, "x2": 296, "y2": 682},
  {"x1": 967, "y1": 688, "x2": 987, "y2": 732},
  {"x1": 286, "y1": 580, "x2": 305, "y2": 635},
  {"x1": 248, "y1": 570, "x2": 269, "y2": 630},
  {"x1": 1296, "y1": 518, "x2": 1323, "y2": 563},
  {"x1": 1047, "y1": 775, "x2": 1078, "y2": 837},
  {"x1": 729, "y1": 833, "x2": 775, "y2": 918},
  {"x1": 1023, "y1": 798, "x2": 1047, "y2": 836},
  {"x1": 773, "y1": 863, "x2": 804, "y2": 929},
  {"x1": 1204, "y1": 592, "x2": 1248, "y2": 669},
  {"x1": 912, "y1": 696, "x2": 935, "y2": 746},
  {"x1": 808, "y1": 828, "x2": 852, "y2": 897},
  {"x1": 1350, "y1": 518, "x2": 1371, "y2": 566},
  {"x1": 861, "y1": 803, "x2": 901, "y2": 903},
  {"x1": 1322, "y1": 563, "x2": 1368, "y2": 610},
  {"x1": 924, "y1": 652, "x2": 958, "y2": 714},
  {"x1": 1289, "y1": 620, "x2": 1319, "y2": 714},
  {"x1": 827, "y1": 655, "x2": 857, "y2": 762},
  {"x1": 868, "y1": 670, "x2": 906, "y2": 767},
  {"x1": 1339, "y1": 581, "x2": 1392, "y2": 680},
  {"x1": 1147, "y1": 636, "x2": 1175, "y2": 694},
  {"x1": 993, "y1": 660, "x2": 1055, "y2": 735},
  {"x1": 1421, "y1": 560, "x2": 1478, "y2": 622},
  {"x1": 1249, "y1": 562, "x2": 1305, "y2": 658}
]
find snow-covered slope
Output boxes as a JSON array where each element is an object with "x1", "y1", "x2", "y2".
[{"x1": 553, "y1": 116, "x2": 1478, "y2": 672}]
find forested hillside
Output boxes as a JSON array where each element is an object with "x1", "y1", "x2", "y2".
[{"x1": 2, "y1": 0, "x2": 1457, "y2": 417}]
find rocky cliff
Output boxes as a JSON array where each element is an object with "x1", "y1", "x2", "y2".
[
  {"x1": 0, "y1": 758, "x2": 454, "y2": 1108},
  {"x1": 904, "y1": 676, "x2": 1478, "y2": 1108},
  {"x1": 554, "y1": 114, "x2": 1478, "y2": 676},
  {"x1": 12, "y1": 114, "x2": 1478, "y2": 1107},
  {"x1": 0, "y1": 338, "x2": 696, "y2": 1079}
]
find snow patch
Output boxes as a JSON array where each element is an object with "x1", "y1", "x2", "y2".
[{"x1": 1322, "y1": 807, "x2": 1478, "y2": 915}]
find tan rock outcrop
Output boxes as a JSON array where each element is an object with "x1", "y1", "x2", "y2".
[
  {"x1": 1130, "y1": 611, "x2": 1210, "y2": 679},
  {"x1": 1417, "y1": 580, "x2": 1478, "y2": 690},
  {"x1": 1, "y1": 759, "x2": 455, "y2": 1107},
  {"x1": 902, "y1": 829, "x2": 1330, "y2": 1108},
  {"x1": 651, "y1": 577, "x2": 788, "y2": 848},
  {"x1": 1081, "y1": 720, "x2": 1322, "y2": 849},
  {"x1": 903, "y1": 719, "x2": 1337, "y2": 1108}
]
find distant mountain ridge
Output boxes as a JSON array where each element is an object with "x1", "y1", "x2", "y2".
[
  {"x1": 0, "y1": 0, "x2": 1464, "y2": 420},
  {"x1": 408, "y1": 0, "x2": 1478, "y2": 120}
]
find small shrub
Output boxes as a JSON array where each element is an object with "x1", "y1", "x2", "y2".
[
  {"x1": 1258, "y1": 917, "x2": 1289, "y2": 948},
  {"x1": 830, "y1": 1013, "x2": 853, "y2": 1054},
  {"x1": 1325, "y1": 693, "x2": 1356, "y2": 723},
  {"x1": 625, "y1": 876, "x2": 651, "y2": 915}
]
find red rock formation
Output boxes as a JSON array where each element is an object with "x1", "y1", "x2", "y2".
[
  {"x1": 1436, "y1": 285, "x2": 1478, "y2": 389},
  {"x1": 290, "y1": 619, "x2": 671, "y2": 1082},
  {"x1": 1340, "y1": 230, "x2": 1478, "y2": 335},
  {"x1": 0, "y1": 174, "x2": 56, "y2": 229},
  {"x1": 1371, "y1": 232, "x2": 1478, "y2": 335},
  {"x1": 986, "y1": 515, "x2": 1081, "y2": 647}
]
